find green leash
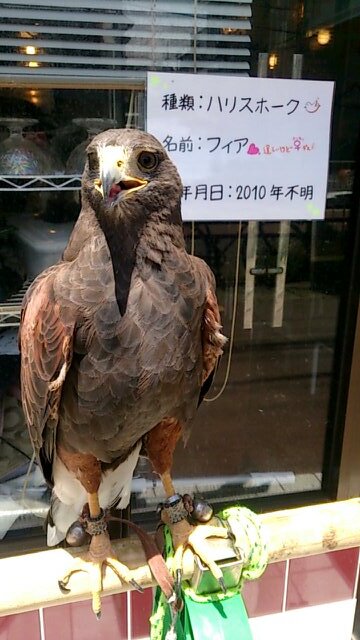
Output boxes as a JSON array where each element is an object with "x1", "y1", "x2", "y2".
[{"x1": 150, "y1": 506, "x2": 268, "y2": 640}]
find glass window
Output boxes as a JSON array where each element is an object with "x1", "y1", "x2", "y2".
[
  {"x1": 0, "y1": 86, "x2": 145, "y2": 545},
  {"x1": 0, "y1": 1, "x2": 252, "y2": 79},
  {"x1": 0, "y1": 0, "x2": 359, "y2": 546},
  {"x1": 132, "y1": 2, "x2": 360, "y2": 517}
]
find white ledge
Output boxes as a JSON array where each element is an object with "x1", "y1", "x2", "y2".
[{"x1": 1, "y1": 498, "x2": 360, "y2": 616}]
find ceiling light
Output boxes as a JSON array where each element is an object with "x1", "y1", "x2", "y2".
[
  {"x1": 25, "y1": 45, "x2": 37, "y2": 55},
  {"x1": 269, "y1": 53, "x2": 278, "y2": 69},
  {"x1": 317, "y1": 29, "x2": 331, "y2": 45},
  {"x1": 220, "y1": 27, "x2": 244, "y2": 35}
]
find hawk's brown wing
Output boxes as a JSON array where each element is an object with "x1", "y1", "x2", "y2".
[
  {"x1": 189, "y1": 255, "x2": 227, "y2": 403},
  {"x1": 144, "y1": 255, "x2": 226, "y2": 475},
  {"x1": 19, "y1": 267, "x2": 75, "y2": 483}
]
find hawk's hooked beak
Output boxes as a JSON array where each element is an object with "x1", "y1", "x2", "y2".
[{"x1": 94, "y1": 147, "x2": 148, "y2": 202}]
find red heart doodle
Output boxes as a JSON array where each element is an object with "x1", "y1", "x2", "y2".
[{"x1": 247, "y1": 143, "x2": 260, "y2": 155}]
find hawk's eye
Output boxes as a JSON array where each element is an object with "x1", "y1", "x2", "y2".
[
  {"x1": 87, "y1": 151, "x2": 98, "y2": 173},
  {"x1": 137, "y1": 151, "x2": 158, "y2": 172}
]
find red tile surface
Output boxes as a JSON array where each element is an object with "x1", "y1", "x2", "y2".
[
  {"x1": 286, "y1": 548, "x2": 359, "y2": 610},
  {"x1": 130, "y1": 588, "x2": 153, "y2": 638},
  {"x1": 242, "y1": 561, "x2": 286, "y2": 617},
  {"x1": 43, "y1": 594, "x2": 127, "y2": 640},
  {"x1": 0, "y1": 611, "x2": 40, "y2": 640}
]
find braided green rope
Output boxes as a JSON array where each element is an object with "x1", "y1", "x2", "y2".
[
  {"x1": 149, "y1": 590, "x2": 167, "y2": 640},
  {"x1": 219, "y1": 506, "x2": 268, "y2": 581},
  {"x1": 150, "y1": 506, "x2": 268, "y2": 639}
]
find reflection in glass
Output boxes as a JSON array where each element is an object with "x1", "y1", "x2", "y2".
[
  {"x1": 0, "y1": 388, "x2": 48, "y2": 541},
  {"x1": 66, "y1": 118, "x2": 117, "y2": 174},
  {"x1": 0, "y1": 0, "x2": 358, "y2": 545},
  {"x1": 0, "y1": 118, "x2": 48, "y2": 175},
  {"x1": 130, "y1": 214, "x2": 348, "y2": 517},
  {"x1": 22, "y1": 124, "x2": 64, "y2": 175}
]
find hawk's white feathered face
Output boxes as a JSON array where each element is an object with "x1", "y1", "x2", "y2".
[{"x1": 83, "y1": 128, "x2": 182, "y2": 212}]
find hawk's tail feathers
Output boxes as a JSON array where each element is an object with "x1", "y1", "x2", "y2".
[
  {"x1": 47, "y1": 454, "x2": 88, "y2": 546},
  {"x1": 46, "y1": 444, "x2": 142, "y2": 546},
  {"x1": 46, "y1": 496, "x2": 81, "y2": 546}
]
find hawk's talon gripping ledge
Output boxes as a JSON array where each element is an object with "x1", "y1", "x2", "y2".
[
  {"x1": 130, "y1": 578, "x2": 144, "y2": 594},
  {"x1": 175, "y1": 568, "x2": 183, "y2": 595},
  {"x1": 222, "y1": 519, "x2": 244, "y2": 561}
]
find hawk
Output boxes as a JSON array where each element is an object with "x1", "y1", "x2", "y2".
[{"x1": 19, "y1": 129, "x2": 226, "y2": 615}]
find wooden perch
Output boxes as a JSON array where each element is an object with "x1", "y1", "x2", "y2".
[{"x1": 1, "y1": 498, "x2": 360, "y2": 617}]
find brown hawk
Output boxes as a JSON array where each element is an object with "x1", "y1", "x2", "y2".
[{"x1": 19, "y1": 129, "x2": 226, "y2": 615}]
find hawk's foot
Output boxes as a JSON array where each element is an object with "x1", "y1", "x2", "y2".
[
  {"x1": 160, "y1": 494, "x2": 230, "y2": 594},
  {"x1": 58, "y1": 530, "x2": 143, "y2": 618}
]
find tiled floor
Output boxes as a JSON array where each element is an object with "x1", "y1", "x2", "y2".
[
  {"x1": 43, "y1": 595, "x2": 128, "y2": 640},
  {"x1": 251, "y1": 599, "x2": 357, "y2": 640},
  {"x1": 243, "y1": 548, "x2": 360, "y2": 618},
  {"x1": 286, "y1": 548, "x2": 359, "y2": 610},
  {"x1": 242, "y1": 561, "x2": 287, "y2": 616},
  {"x1": 0, "y1": 610, "x2": 40, "y2": 640}
]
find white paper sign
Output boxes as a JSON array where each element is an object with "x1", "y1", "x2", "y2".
[{"x1": 146, "y1": 72, "x2": 334, "y2": 221}]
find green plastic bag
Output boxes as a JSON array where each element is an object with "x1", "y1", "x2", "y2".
[
  {"x1": 182, "y1": 592, "x2": 253, "y2": 639},
  {"x1": 151, "y1": 506, "x2": 268, "y2": 639},
  {"x1": 151, "y1": 586, "x2": 253, "y2": 640}
]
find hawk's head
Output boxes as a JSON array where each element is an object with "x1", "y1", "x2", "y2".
[
  {"x1": 82, "y1": 128, "x2": 183, "y2": 219},
  {"x1": 80, "y1": 128, "x2": 184, "y2": 316}
]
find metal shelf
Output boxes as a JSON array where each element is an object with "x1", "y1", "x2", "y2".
[
  {"x1": 0, "y1": 280, "x2": 33, "y2": 328},
  {"x1": 0, "y1": 175, "x2": 81, "y2": 191}
]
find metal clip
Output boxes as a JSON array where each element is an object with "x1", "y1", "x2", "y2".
[{"x1": 189, "y1": 518, "x2": 244, "y2": 595}]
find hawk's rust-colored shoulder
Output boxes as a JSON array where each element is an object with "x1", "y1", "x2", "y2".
[{"x1": 188, "y1": 254, "x2": 227, "y2": 388}]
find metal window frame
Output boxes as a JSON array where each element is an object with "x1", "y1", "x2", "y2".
[{"x1": 333, "y1": 133, "x2": 360, "y2": 500}]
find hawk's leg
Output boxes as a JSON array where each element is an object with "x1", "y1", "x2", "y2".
[
  {"x1": 146, "y1": 422, "x2": 230, "y2": 592},
  {"x1": 160, "y1": 475, "x2": 229, "y2": 592},
  {"x1": 57, "y1": 452, "x2": 142, "y2": 619}
]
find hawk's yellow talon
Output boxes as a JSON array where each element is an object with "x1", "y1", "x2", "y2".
[
  {"x1": 58, "y1": 532, "x2": 141, "y2": 618},
  {"x1": 168, "y1": 519, "x2": 229, "y2": 588}
]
